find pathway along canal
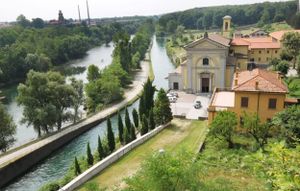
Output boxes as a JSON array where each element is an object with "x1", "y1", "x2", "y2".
[
  {"x1": 3, "y1": 36, "x2": 175, "y2": 191},
  {"x1": 0, "y1": 43, "x2": 114, "y2": 148}
]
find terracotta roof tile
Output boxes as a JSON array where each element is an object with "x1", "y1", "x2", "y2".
[
  {"x1": 208, "y1": 34, "x2": 231, "y2": 47},
  {"x1": 232, "y1": 69, "x2": 288, "y2": 93},
  {"x1": 269, "y1": 30, "x2": 300, "y2": 41},
  {"x1": 249, "y1": 42, "x2": 281, "y2": 49},
  {"x1": 231, "y1": 38, "x2": 250, "y2": 46}
]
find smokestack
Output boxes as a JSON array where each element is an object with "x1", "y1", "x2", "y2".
[
  {"x1": 86, "y1": 0, "x2": 91, "y2": 25},
  {"x1": 78, "y1": 5, "x2": 81, "y2": 22}
]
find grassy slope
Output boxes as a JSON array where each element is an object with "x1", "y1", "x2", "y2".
[{"x1": 78, "y1": 119, "x2": 208, "y2": 190}]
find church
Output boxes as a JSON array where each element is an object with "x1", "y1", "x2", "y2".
[{"x1": 168, "y1": 15, "x2": 287, "y2": 94}]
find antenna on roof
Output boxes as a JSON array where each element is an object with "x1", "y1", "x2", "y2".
[
  {"x1": 78, "y1": 5, "x2": 81, "y2": 22},
  {"x1": 86, "y1": 0, "x2": 91, "y2": 25}
]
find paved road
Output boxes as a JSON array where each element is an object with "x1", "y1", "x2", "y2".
[{"x1": 0, "y1": 53, "x2": 150, "y2": 168}]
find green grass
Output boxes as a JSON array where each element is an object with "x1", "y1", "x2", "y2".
[{"x1": 78, "y1": 119, "x2": 208, "y2": 190}]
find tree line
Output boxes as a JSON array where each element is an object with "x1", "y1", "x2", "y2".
[
  {"x1": 157, "y1": 0, "x2": 299, "y2": 34},
  {"x1": 85, "y1": 19, "x2": 155, "y2": 112},
  {"x1": 39, "y1": 79, "x2": 173, "y2": 191},
  {"x1": 0, "y1": 16, "x2": 140, "y2": 85}
]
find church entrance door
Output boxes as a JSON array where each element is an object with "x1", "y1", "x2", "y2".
[{"x1": 201, "y1": 78, "x2": 209, "y2": 93}]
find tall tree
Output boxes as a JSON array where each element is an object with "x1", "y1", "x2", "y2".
[
  {"x1": 117, "y1": 112, "x2": 124, "y2": 144},
  {"x1": 70, "y1": 78, "x2": 84, "y2": 123},
  {"x1": 125, "y1": 107, "x2": 131, "y2": 132},
  {"x1": 107, "y1": 118, "x2": 115, "y2": 152},
  {"x1": 141, "y1": 115, "x2": 149, "y2": 136},
  {"x1": 86, "y1": 142, "x2": 94, "y2": 165},
  {"x1": 143, "y1": 78, "x2": 156, "y2": 117},
  {"x1": 282, "y1": 32, "x2": 300, "y2": 69},
  {"x1": 124, "y1": 127, "x2": 131, "y2": 144},
  {"x1": 87, "y1": 65, "x2": 100, "y2": 82},
  {"x1": 97, "y1": 135, "x2": 105, "y2": 160},
  {"x1": 132, "y1": 108, "x2": 139, "y2": 128},
  {"x1": 149, "y1": 109, "x2": 156, "y2": 130},
  {"x1": 74, "y1": 157, "x2": 81, "y2": 175},
  {"x1": 153, "y1": 88, "x2": 173, "y2": 125},
  {"x1": 209, "y1": 111, "x2": 237, "y2": 148},
  {"x1": 130, "y1": 123, "x2": 136, "y2": 141},
  {"x1": 139, "y1": 96, "x2": 146, "y2": 121},
  {"x1": 0, "y1": 104, "x2": 16, "y2": 152},
  {"x1": 16, "y1": 14, "x2": 30, "y2": 28}
]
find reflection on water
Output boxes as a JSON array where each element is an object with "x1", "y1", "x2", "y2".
[{"x1": 4, "y1": 36, "x2": 174, "y2": 191}]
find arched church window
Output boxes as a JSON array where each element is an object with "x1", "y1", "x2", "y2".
[{"x1": 203, "y1": 58, "x2": 209, "y2": 66}]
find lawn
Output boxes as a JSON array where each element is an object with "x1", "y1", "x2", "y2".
[{"x1": 78, "y1": 119, "x2": 208, "y2": 191}]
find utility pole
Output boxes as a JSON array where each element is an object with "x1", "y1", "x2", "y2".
[
  {"x1": 86, "y1": 0, "x2": 91, "y2": 26},
  {"x1": 78, "y1": 5, "x2": 81, "y2": 22}
]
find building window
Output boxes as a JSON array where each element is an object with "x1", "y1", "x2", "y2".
[
  {"x1": 173, "y1": 82, "x2": 179, "y2": 90},
  {"x1": 203, "y1": 58, "x2": 209, "y2": 66},
  {"x1": 251, "y1": 51, "x2": 254, "y2": 54},
  {"x1": 275, "y1": 50, "x2": 278, "y2": 54},
  {"x1": 259, "y1": 50, "x2": 262, "y2": 54},
  {"x1": 268, "y1": 98, "x2": 277, "y2": 109},
  {"x1": 241, "y1": 97, "x2": 249, "y2": 108},
  {"x1": 267, "y1": 50, "x2": 269, "y2": 54}
]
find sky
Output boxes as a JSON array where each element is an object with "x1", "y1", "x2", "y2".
[{"x1": 0, "y1": 0, "x2": 292, "y2": 22}]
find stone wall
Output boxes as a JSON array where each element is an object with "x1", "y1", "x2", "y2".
[{"x1": 59, "y1": 123, "x2": 170, "y2": 191}]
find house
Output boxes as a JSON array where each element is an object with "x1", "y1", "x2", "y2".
[{"x1": 208, "y1": 68, "x2": 292, "y2": 125}]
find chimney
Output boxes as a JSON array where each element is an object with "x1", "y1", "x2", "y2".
[
  {"x1": 234, "y1": 79, "x2": 238, "y2": 86},
  {"x1": 255, "y1": 81, "x2": 259, "y2": 90},
  {"x1": 235, "y1": 72, "x2": 239, "y2": 78}
]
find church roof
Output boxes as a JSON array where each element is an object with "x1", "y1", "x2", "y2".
[
  {"x1": 232, "y1": 69, "x2": 288, "y2": 93},
  {"x1": 184, "y1": 33, "x2": 230, "y2": 49}
]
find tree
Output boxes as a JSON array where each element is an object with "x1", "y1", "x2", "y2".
[
  {"x1": 242, "y1": 112, "x2": 271, "y2": 150},
  {"x1": 139, "y1": 95, "x2": 146, "y2": 121},
  {"x1": 31, "y1": 18, "x2": 45, "y2": 28},
  {"x1": 142, "y1": 78, "x2": 156, "y2": 117},
  {"x1": 97, "y1": 135, "x2": 105, "y2": 160},
  {"x1": 87, "y1": 65, "x2": 100, "y2": 82},
  {"x1": 209, "y1": 111, "x2": 237, "y2": 148},
  {"x1": 0, "y1": 104, "x2": 16, "y2": 152},
  {"x1": 149, "y1": 109, "x2": 156, "y2": 130},
  {"x1": 272, "y1": 105, "x2": 300, "y2": 147},
  {"x1": 86, "y1": 142, "x2": 94, "y2": 165},
  {"x1": 130, "y1": 123, "x2": 136, "y2": 141},
  {"x1": 107, "y1": 118, "x2": 115, "y2": 152},
  {"x1": 70, "y1": 78, "x2": 84, "y2": 123},
  {"x1": 132, "y1": 108, "x2": 139, "y2": 128},
  {"x1": 166, "y1": 20, "x2": 177, "y2": 33},
  {"x1": 141, "y1": 115, "x2": 149, "y2": 136},
  {"x1": 25, "y1": 53, "x2": 52, "y2": 72},
  {"x1": 125, "y1": 107, "x2": 131, "y2": 132},
  {"x1": 125, "y1": 150, "x2": 201, "y2": 190},
  {"x1": 153, "y1": 88, "x2": 173, "y2": 125},
  {"x1": 273, "y1": 60, "x2": 289, "y2": 75},
  {"x1": 117, "y1": 112, "x2": 124, "y2": 144},
  {"x1": 131, "y1": 52, "x2": 141, "y2": 69},
  {"x1": 282, "y1": 32, "x2": 300, "y2": 69},
  {"x1": 16, "y1": 14, "x2": 30, "y2": 28},
  {"x1": 123, "y1": 127, "x2": 131, "y2": 144},
  {"x1": 74, "y1": 157, "x2": 81, "y2": 175}
]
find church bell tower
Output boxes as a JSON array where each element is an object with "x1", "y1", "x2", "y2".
[{"x1": 222, "y1": 15, "x2": 232, "y2": 38}]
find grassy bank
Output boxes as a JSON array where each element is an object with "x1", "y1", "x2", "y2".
[{"x1": 78, "y1": 119, "x2": 208, "y2": 191}]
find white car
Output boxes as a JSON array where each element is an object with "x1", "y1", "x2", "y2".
[
  {"x1": 168, "y1": 96, "x2": 177, "y2": 103},
  {"x1": 167, "y1": 92, "x2": 178, "y2": 98}
]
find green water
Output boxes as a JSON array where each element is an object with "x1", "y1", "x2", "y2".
[{"x1": 3, "y1": 36, "x2": 174, "y2": 191}]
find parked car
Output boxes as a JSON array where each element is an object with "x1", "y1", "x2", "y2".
[
  {"x1": 194, "y1": 100, "x2": 202, "y2": 109},
  {"x1": 167, "y1": 92, "x2": 178, "y2": 98},
  {"x1": 169, "y1": 96, "x2": 177, "y2": 103}
]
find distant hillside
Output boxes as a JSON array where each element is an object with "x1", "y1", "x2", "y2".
[{"x1": 158, "y1": 0, "x2": 298, "y2": 33}]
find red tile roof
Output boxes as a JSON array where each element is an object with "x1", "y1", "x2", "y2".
[
  {"x1": 232, "y1": 69, "x2": 288, "y2": 93},
  {"x1": 231, "y1": 38, "x2": 250, "y2": 46},
  {"x1": 231, "y1": 37, "x2": 280, "y2": 49},
  {"x1": 208, "y1": 34, "x2": 231, "y2": 47},
  {"x1": 249, "y1": 42, "x2": 281, "y2": 49},
  {"x1": 269, "y1": 30, "x2": 300, "y2": 41}
]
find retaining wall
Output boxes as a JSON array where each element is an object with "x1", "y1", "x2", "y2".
[{"x1": 59, "y1": 123, "x2": 170, "y2": 191}]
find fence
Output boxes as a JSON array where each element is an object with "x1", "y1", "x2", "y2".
[{"x1": 59, "y1": 122, "x2": 170, "y2": 191}]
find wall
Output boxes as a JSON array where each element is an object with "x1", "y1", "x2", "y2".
[
  {"x1": 249, "y1": 48, "x2": 281, "y2": 65},
  {"x1": 59, "y1": 123, "x2": 170, "y2": 191}
]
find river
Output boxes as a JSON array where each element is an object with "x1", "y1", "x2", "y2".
[
  {"x1": 0, "y1": 42, "x2": 114, "y2": 148},
  {"x1": 3, "y1": 36, "x2": 175, "y2": 191}
]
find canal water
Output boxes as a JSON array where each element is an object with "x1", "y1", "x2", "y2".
[
  {"x1": 0, "y1": 42, "x2": 114, "y2": 148},
  {"x1": 3, "y1": 36, "x2": 175, "y2": 191}
]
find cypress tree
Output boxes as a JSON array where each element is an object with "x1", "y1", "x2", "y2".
[
  {"x1": 132, "y1": 108, "x2": 139, "y2": 128},
  {"x1": 130, "y1": 123, "x2": 136, "y2": 140},
  {"x1": 117, "y1": 112, "x2": 124, "y2": 144},
  {"x1": 143, "y1": 78, "x2": 155, "y2": 115},
  {"x1": 74, "y1": 157, "x2": 81, "y2": 175},
  {"x1": 153, "y1": 88, "x2": 173, "y2": 125},
  {"x1": 124, "y1": 126, "x2": 131, "y2": 144},
  {"x1": 149, "y1": 109, "x2": 156, "y2": 130},
  {"x1": 125, "y1": 107, "x2": 131, "y2": 132},
  {"x1": 86, "y1": 142, "x2": 94, "y2": 165},
  {"x1": 97, "y1": 135, "x2": 105, "y2": 160},
  {"x1": 139, "y1": 95, "x2": 145, "y2": 121},
  {"x1": 141, "y1": 115, "x2": 149, "y2": 135},
  {"x1": 107, "y1": 118, "x2": 115, "y2": 152}
]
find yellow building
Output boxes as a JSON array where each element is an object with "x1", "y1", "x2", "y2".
[{"x1": 208, "y1": 68, "x2": 289, "y2": 125}]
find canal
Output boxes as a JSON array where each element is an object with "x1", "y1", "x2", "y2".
[{"x1": 3, "y1": 36, "x2": 175, "y2": 191}]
